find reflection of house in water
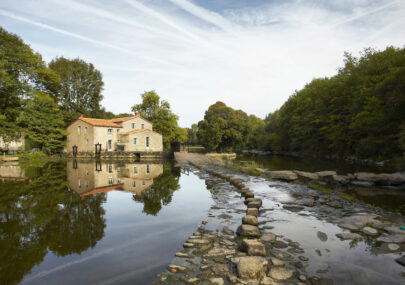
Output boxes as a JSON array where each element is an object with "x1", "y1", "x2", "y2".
[
  {"x1": 67, "y1": 161, "x2": 163, "y2": 198},
  {"x1": 0, "y1": 165, "x2": 28, "y2": 182}
]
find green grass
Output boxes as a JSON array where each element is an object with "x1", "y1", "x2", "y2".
[{"x1": 308, "y1": 183, "x2": 332, "y2": 194}]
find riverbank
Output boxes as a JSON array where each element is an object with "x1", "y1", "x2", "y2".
[{"x1": 155, "y1": 152, "x2": 405, "y2": 284}]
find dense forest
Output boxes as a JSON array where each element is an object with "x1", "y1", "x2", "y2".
[
  {"x1": 196, "y1": 46, "x2": 405, "y2": 160},
  {"x1": 0, "y1": 27, "x2": 186, "y2": 153}
]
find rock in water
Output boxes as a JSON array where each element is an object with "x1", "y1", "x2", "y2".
[
  {"x1": 235, "y1": 256, "x2": 268, "y2": 279},
  {"x1": 246, "y1": 208, "x2": 258, "y2": 217},
  {"x1": 237, "y1": 225, "x2": 261, "y2": 238},
  {"x1": 266, "y1": 170, "x2": 298, "y2": 181},
  {"x1": 336, "y1": 233, "x2": 362, "y2": 240},
  {"x1": 242, "y1": 215, "x2": 258, "y2": 226},
  {"x1": 396, "y1": 255, "x2": 405, "y2": 267},
  {"x1": 317, "y1": 231, "x2": 328, "y2": 242},
  {"x1": 241, "y1": 239, "x2": 266, "y2": 256},
  {"x1": 261, "y1": 233, "x2": 277, "y2": 243},
  {"x1": 269, "y1": 267, "x2": 296, "y2": 281},
  {"x1": 362, "y1": 226, "x2": 378, "y2": 236}
]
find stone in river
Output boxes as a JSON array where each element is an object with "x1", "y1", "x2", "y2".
[
  {"x1": 315, "y1": 171, "x2": 337, "y2": 178},
  {"x1": 396, "y1": 255, "x2": 405, "y2": 267},
  {"x1": 244, "y1": 192, "x2": 254, "y2": 198},
  {"x1": 294, "y1": 170, "x2": 319, "y2": 180},
  {"x1": 244, "y1": 198, "x2": 262, "y2": 206},
  {"x1": 261, "y1": 233, "x2": 277, "y2": 243},
  {"x1": 283, "y1": 205, "x2": 304, "y2": 212},
  {"x1": 167, "y1": 264, "x2": 187, "y2": 273},
  {"x1": 211, "y1": 263, "x2": 230, "y2": 276},
  {"x1": 248, "y1": 201, "x2": 262, "y2": 209},
  {"x1": 387, "y1": 243, "x2": 400, "y2": 251},
  {"x1": 336, "y1": 233, "x2": 362, "y2": 240},
  {"x1": 266, "y1": 170, "x2": 298, "y2": 181},
  {"x1": 235, "y1": 256, "x2": 268, "y2": 279},
  {"x1": 209, "y1": 277, "x2": 224, "y2": 285},
  {"x1": 317, "y1": 231, "x2": 328, "y2": 242},
  {"x1": 246, "y1": 208, "x2": 258, "y2": 217},
  {"x1": 268, "y1": 267, "x2": 296, "y2": 281},
  {"x1": 377, "y1": 234, "x2": 405, "y2": 243},
  {"x1": 241, "y1": 239, "x2": 266, "y2": 256},
  {"x1": 270, "y1": 257, "x2": 285, "y2": 267},
  {"x1": 361, "y1": 226, "x2": 378, "y2": 236},
  {"x1": 237, "y1": 225, "x2": 260, "y2": 238},
  {"x1": 242, "y1": 215, "x2": 258, "y2": 226}
]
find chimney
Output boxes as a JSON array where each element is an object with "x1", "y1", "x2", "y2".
[{"x1": 135, "y1": 111, "x2": 140, "y2": 117}]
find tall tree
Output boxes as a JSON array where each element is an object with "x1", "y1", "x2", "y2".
[
  {"x1": 0, "y1": 27, "x2": 60, "y2": 140},
  {"x1": 48, "y1": 57, "x2": 104, "y2": 124},
  {"x1": 132, "y1": 91, "x2": 186, "y2": 149},
  {"x1": 197, "y1": 102, "x2": 251, "y2": 152},
  {"x1": 19, "y1": 92, "x2": 67, "y2": 154}
]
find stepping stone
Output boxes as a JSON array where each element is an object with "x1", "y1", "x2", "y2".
[
  {"x1": 242, "y1": 215, "x2": 258, "y2": 226},
  {"x1": 237, "y1": 225, "x2": 260, "y2": 238},
  {"x1": 241, "y1": 239, "x2": 266, "y2": 256},
  {"x1": 247, "y1": 208, "x2": 258, "y2": 217}
]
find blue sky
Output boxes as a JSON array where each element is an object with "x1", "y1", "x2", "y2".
[{"x1": 1, "y1": 0, "x2": 404, "y2": 127}]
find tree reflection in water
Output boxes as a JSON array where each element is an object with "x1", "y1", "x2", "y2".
[
  {"x1": 0, "y1": 161, "x2": 106, "y2": 285},
  {"x1": 132, "y1": 164, "x2": 181, "y2": 215}
]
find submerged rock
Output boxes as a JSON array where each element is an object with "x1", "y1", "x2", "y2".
[
  {"x1": 396, "y1": 255, "x2": 405, "y2": 267},
  {"x1": 317, "y1": 231, "x2": 328, "y2": 242},
  {"x1": 387, "y1": 243, "x2": 400, "y2": 251},
  {"x1": 268, "y1": 267, "x2": 296, "y2": 281},
  {"x1": 294, "y1": 170, "x2": 319, "y2": 180},
  {"x1": 377, "y1": 234, "x2": 405, "y2": 243},
  {"x1": 261, "y1": 233, "x2": 277, "y2": 243},
  {"x1": 336, "y1": 233, "x2": 362, "y2": 240},
  {"x1": 361, "y1": 226, "x2": 379, "y2": 236}
]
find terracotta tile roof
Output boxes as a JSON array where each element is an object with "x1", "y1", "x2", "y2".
[
  {"x1": 111, "y1": 115, "x2": 136, "y2": 123},
  {"x1": 121, "y1": 129, "x2": 153, "y2": 135},
  {"x1": 80, "y1": 184, "x2": 124, "y2": 198},
  {"x1": 79, "y1": 117, "x2": 123, "y2": 128}
]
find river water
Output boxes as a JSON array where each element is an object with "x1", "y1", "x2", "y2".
[
  {"x1": 1, "y1": 156, "x2": 404, "y2": 285},
  {"x1": 0, "y1": 160, "x2": 211, "y2": 285}
]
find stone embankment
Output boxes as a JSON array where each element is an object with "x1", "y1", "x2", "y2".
[{"x1": 255, "y1": 169, "x2": 405, "y2": 188}]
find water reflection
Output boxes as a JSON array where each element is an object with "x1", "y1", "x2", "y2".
[
  {"x1": 0, "y1": 159, "x2": 187, "y2": 284},
  {"x1": 0, "y1": 162, "x2": 106, "y2": 285}
]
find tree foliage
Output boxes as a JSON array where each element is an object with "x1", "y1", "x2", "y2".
[
  {"x1": 48, "y1": 57, "x2": 104, "y2": 125},
  {"x1": 132, "y1": 91, "x2": 186, "y2": 150},
  {"x1": 19, "y1": 92, "x2": 67, "y2": 154},
  {"x1": 263, "y1": 46, "x2": 405, "y2": 159},
  {"x1": 0, "y1": 27, "x2": 59, "y2": 140},
  {"x1": 197, "y1": 102, "x2": 263, "y2": 152}
]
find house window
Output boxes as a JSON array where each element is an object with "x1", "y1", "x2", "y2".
[
  {"x1": 0, "y1": 141, "x2": 2, "y2": 147},
  {"x1": 132, "y1": 123, "x2": 135, "y2": 129},
  {"x1": 146, "y1": 164, "x2": 150, "y2": 173},
  {"x1": 108, "y1": 129, "x2": 112, "y2": 136},
  {"x1": 11, "y1": 141, "x2": 16, "y2": 146},
  {"x1": 79, "y1": 179, "x2": 82, "y2": 188},
  {"x1": 132, "y1": 181, "x2": 136, "y2": 187},
  {"x1": 108, "y1": 177, "x2": 113, "y2": 184},
  {"x1": 117, "y1": 178, "x2": 121, "y2": 183},
  {"x1": 78, "y1": 126, "x2": 81, "y2": 135},
  {"x1": 141, "y1": 124, "x2": 144, "y2": 129},
  {"x1": 133, "y1": 138, "x2": 137, "y2": 145},
  {"x1": 117, "y1": 129, "x2": 120, "y2": 134},
  {"x1": 86, "y1": 139, "x2": 88, "y2": 144},
  {"x1": 146, "y1": 137, "x2": 149, "y2": 147},
  {"x1": 133, "y1": 166, "x2": 138, "y2": 173},
  {"x1": 18, "y1": 142, "x2": 22, "y2": 146},
  {"x1": 85, "y1": 127, "x2": 88, "y2": 134},
  {"x1": 86, "y1": 180, "x2": 88, "y2": 188},
  {"x1": 108, "y1": 164, "x2": 113, "y2": 173},
  {"x1": 142, "y1": 181, "x2": 145, "y2": 185}
]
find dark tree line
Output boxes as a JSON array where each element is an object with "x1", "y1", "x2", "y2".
[{"x1": 196, "y1": 46, "x2": 405, "y2": 160}]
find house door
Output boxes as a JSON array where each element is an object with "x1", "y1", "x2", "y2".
[
  {"x1": 146, "y1": 137, "x2": 150, "y2": 150},
  {"x1": 107, "y1": 140, "x2": 112, "y2": 151}
]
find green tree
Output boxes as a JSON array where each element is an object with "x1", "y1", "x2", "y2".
[
  {"x1": 0, "y1": 27, "x2": 59, "y2": 140},
  {"x1": 19, "y1": 92, "x2": 67, "y2": 153},
  {"x1": 132, "y1": 91, "x2": 186, "y2": 150},
  {"x1": 197, "y1": 102, "x2": 251, "y2": 152},
  {"x1": 187, "y1": 123, "x2": 199, "y2": 145},
  {"x1": 48, "y1": 57, "x2": 104, "y2": 125}
]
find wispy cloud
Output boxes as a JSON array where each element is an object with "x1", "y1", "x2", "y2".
[
  {"x1": 167, "y1": 0, "x2": 235, "y2": 32},
  {"x1": 0, "y1": 9, "x2": 173, "y2": 66}
]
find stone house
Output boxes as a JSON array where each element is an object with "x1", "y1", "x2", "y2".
[
  {"x1": 66, "y1": 112, "x2": 163, "y2": 155},
  {"x1": 67, "y1": 161, "x2": 163, "y2": 198}
]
